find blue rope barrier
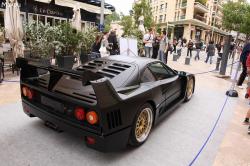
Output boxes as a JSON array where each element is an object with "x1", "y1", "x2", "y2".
[{"x1": 188, "y1": 96, "x2": 229, "y2": 166}]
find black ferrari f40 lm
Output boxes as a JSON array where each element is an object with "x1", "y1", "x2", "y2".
[{"x1": 17, "y1": 56, "x2": 195, "y2": 152}]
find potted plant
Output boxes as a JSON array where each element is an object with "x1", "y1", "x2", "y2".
[
  {"x1": 25, "y1": 22, "x2": 54, "y2": 73},
  {"x1": 80, "y1": 27, "x2": 99, "y2": 64},
  {"x1": 55, "y1": 23, "x2": 82, "y2": 69}
]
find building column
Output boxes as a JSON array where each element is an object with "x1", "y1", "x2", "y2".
[{"x1": 183, "y1": 23, "x2": 192, "y2": 41}]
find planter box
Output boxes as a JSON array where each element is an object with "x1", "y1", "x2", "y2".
[{"x1": 56, "y1": 56, "x2": 74, "y2": 69}]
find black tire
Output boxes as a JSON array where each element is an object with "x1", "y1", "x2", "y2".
[
  {"x1": 129, "y1": 103, "x2": 154, "y2": 147},
  {"x1": 184, "y1": 77, "x2": 194, "y2": 102}
]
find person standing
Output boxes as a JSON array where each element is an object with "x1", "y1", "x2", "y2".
[
  {"x1": 173, "y1": 38, "x2": 177, "y2": 53},
  {"x1": 237, "y1": 42, "x2": 250, "y2": 87},
  {"x1": 91, "y1": 35, "x2": 102, "y2": 53},
  {"x1": 187, "y1": 40, "x2": 194, "y2": 57},
  {"x1": 158, "y1": 30, "x2": 168, "y2": 64},
  {"x1": 176, "y1": 38, "x2": 182, "y2": 58},
  {"x1": 194, "y1": 39, "x2": 202, "y2": 60},
  {"x1": 143, "y1": 28, "x2": 154, "y2": 58},
  {"x1": 108, "y1": 30, "x2": 119, "y2": 55},
  {"x1": 215, "y1": 41, "x2": 224, "y2": 70},
  {"x1": 205, "y1": 41, "x2": 215, "y2": 64},
  {"x1": 229, "y1": 40, "x2": 235, "y2": 59},
  {"x1": 152, "y1": 34, "x2": 160, "y2": 59}
]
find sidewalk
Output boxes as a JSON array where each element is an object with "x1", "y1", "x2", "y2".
[
  {"x1": 166, "y1": 50, "x2": 250, "y2": 166},
  {"x1": 0, "y1": 71, "x2": 20, "y2": 106},
  {"x1": 0, "y1": 51, "x2": 249, "y2": 165}
]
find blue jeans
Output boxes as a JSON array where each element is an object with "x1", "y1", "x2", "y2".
[
  {"x1": 158, "y1": 50, "x2": 166, "y2": 63},
  {"x1": 145, "y1": 47, "x2": 153, "y2": 58},
  {"x1": 195, "y1": 49, "x2": 200, "y2": 60},
  {"x1": 205, "y1": 55, "x2": 213, "y2": 64}
]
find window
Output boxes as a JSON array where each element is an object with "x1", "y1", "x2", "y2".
[
  {"x1": 164, "y1": 14, "x2": 166, "y2": 22},
  {"x1": 141, "y1": 68, "x2": 156, "y2": 83},
  {"x1": 160, "y1": 4, "x2": 164, "y2": 12},
  {"x1": 159, "y1": 15, "x2": 163, "y2": 23},
  {"x1": 148, "y1": 63, "x2": 176, "y2": 80},
  {"x1": 165, "y1": 3, "x2": 168, "y2": 11},
  {"x1": 47, "y1": 17, "x2": 53, "y2": 26}
]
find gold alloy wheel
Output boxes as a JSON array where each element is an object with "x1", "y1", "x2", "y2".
[
  {"x1": 186, "y1": 78, "x2": 194, "y2": 100},
  {"x1": 135, "y1": 108, "x2": 153, "y2": 143}
]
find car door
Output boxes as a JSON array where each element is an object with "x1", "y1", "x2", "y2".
[{"x1": 148, "y1": 62, "x2": 181, "y2": 108}]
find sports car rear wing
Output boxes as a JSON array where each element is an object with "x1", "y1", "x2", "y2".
[{"x1": 16, "y1": 58, "x2": 122, "y2": 109}]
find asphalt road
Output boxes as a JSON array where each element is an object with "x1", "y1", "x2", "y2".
[{"x1": 0, "y1": 69, "x2": 238, "y2": 166}]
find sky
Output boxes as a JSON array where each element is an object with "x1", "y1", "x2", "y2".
[{"x1": 105, "y1": 0, "x2": 134, "y2": 15}]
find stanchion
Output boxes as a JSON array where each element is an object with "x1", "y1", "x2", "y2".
[
  {"x1": 185, "y1": 56, "x2": 191, "y2": 65},
  {"x1": 226, "y1": 61, "x2": 240, "y2": 97},
  {"x1": 173, "y1": 53, "x2": 178, "y2": 61}
]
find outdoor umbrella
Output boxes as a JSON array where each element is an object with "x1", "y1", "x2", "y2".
[
  {"x1": 4, "y1": 0, "x2": 24, "y2": 61},
  {"x1": 71, "y1": 4, "x2": 82, "y2": 31}
]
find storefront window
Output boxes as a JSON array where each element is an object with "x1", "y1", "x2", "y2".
[
  {"x1": 39, "y1": 15, "x2": 45, "y2": 25},
  {"x1": 55, "y1": 19, "x2": 60, "y2": 25},
  {"x1": 61, "y1": 19, "x2": 66, "y2": 24},
  {"x1": 81, "y1": 22, "x2": 86, "y2": 31},
  {"x1": 47, "y1": 17, "x2": 53, "y2": 26}
]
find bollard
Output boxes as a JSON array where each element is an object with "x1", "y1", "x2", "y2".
[
  {"x1": 173, "y1": 53, "x2": 178, "y2": 61},
  {"x1": 185, "y1": 56, "x2": 191, "y2": 65},
  {"x1": 215, "y1": 57, "x2": 221, "y2": 71}
]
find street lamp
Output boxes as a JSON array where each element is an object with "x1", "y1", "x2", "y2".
[
  {"x1": 211, "y1": 0, "x2": 218, "y2": 41},
  {"x1": 100, "y1": 0, "x2": 105, "y2": 31}
]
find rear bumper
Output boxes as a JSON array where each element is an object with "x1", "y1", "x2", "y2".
[{"x1": 22, "y1": 101, "x2": 131, "y2": 152}]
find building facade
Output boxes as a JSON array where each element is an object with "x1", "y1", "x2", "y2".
[
  {"x1": 149, "y1": 0, "x2": 228, "y2": 43},
  {"x1": 0, "y1": 0, "x2": 115, "y2": 31}
]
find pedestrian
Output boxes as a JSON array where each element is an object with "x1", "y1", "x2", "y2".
[
  {"x1": 158, "y1": 30, "x2": 168, "y2": 64},
  {"x1": 143, "y1": 28, "x2": 154, "y2": 58},
  {"x1": 152, "y1": 33, "x2": 160, "y2": 59},
  {"x1": 176, "y1": 38, "x2": 182, "y2": 58},
  {"x1": 194, "y1": 39, "x2": 202, "y2": 60},
  {"x1": 173, "y1": 37, "x2": 177, "y2": 53},
  {"x1": 108, "y1": 30, "x2": 119, "y2": 55},
  {"x1": 215, "y1": 41, "x2": 224, "y2": 70},
  {"x1": 187, "y1": 40, "x2": 194, "y2": 57},
  {"x1": 229, "y1": 39, "x2": 235, "y2": 59},
  {"x1": 99, "y1": 32, "x2": 110, "y2": 57},
  {"x1": 205, "y1": 41, "x2": 215, "y2": 64},
  {"x1": 91, "y1": 34, "x2": 102, "y2": 53},
  {"x1": 237, "y1": 42, "x2": 250, "y2": 88}
]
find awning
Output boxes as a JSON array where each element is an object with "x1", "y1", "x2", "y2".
[
  {"x1": 55, "y1": 0, "x2": 112, "y2": 15},
  {"x1": 34, "y1": 0, "x2": 51, "y2": 3}
]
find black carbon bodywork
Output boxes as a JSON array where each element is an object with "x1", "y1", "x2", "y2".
[{"x1": 16, "y1": 56, "x2": 195, "y2": 152}]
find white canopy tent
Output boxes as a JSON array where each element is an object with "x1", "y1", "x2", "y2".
[{"x1": 4, "y1": 0, "x2": 24, "y2": 61}]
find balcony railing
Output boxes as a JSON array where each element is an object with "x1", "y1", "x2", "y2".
[
  {"x1": 181, "y1": 2, "x2": 187, "y2": 8},
  {"x1": 194, "y1": 1, "x2": 209, "y2": 13},
  {"x1": 194, "y1": 15, "x2": 206, "y2": 23},
  {"x1": 180, "y1": 15, "x2": 186, "y2": 20}
]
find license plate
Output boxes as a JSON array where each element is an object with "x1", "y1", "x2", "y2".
[{"x1": 41, "y1": 96, "x2": 64, "y2": 113}]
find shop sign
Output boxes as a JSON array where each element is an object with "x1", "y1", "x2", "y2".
[{"x1": 32, "y1": 5, "x2": 64, "y2": 17}]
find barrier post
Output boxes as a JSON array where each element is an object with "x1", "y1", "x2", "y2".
[{"x1": 220, "y1": 35, "x2": 232, "y2": 75}]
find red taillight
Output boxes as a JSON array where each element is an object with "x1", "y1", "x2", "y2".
[
  {"x1": 86, "y1": 136, "x2": 96, "y2": 145},
  {"x1": 27, "y1": 89, "x2": 34, "y2": 100},
  {"x1": 22, "y1": 86, "x2": 34, "y2": 100},
  {"x1": 74, "y1": 107, "x2": 85, "y2": 121},
  {"x1": 86, "y1": 111, "x2": 98, "y2": 125}
]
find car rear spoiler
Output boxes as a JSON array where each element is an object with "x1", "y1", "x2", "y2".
[{"x1": 16, "y1": 58, "x2": 122, "y2": 109}]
